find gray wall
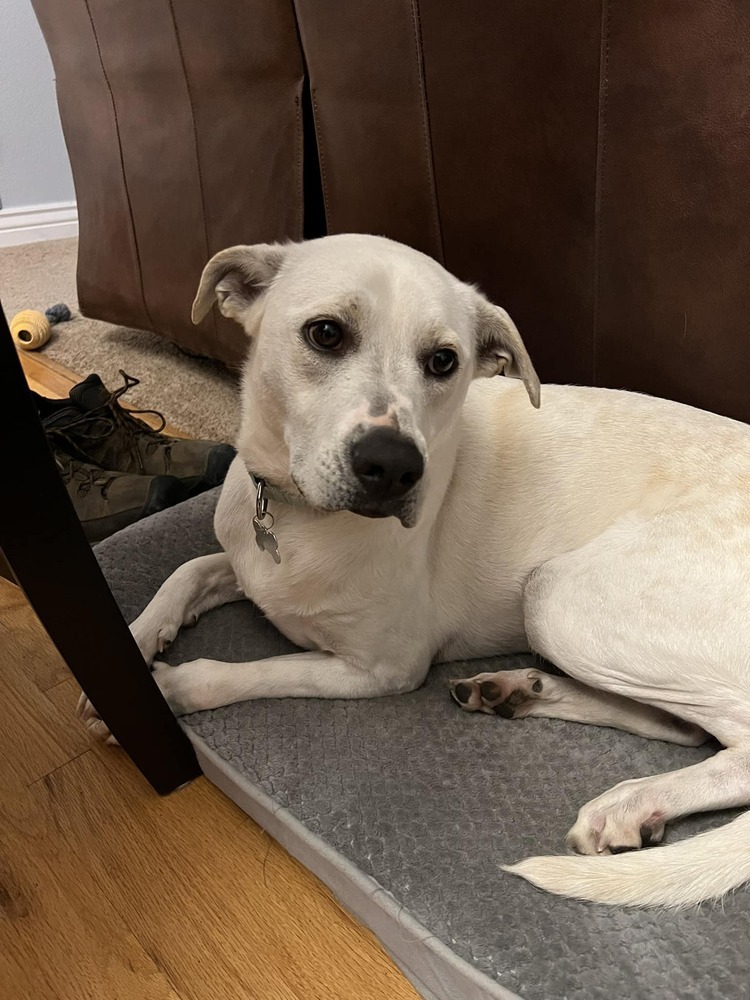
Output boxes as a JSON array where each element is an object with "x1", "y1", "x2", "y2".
[{"x1": 0, "y1": 0, "x2": 75, "y2": 210}]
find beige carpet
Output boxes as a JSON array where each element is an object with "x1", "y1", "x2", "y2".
[{"x1": 1, "y1": 238, "x2": 239, "y2": 442}]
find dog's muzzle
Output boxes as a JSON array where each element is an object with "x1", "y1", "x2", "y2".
[{"x1": 349, "y1": 427, "x2": 424, "y2": 509}]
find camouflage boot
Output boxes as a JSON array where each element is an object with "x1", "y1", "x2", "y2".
[
  {"x1": 35, "y1": 372, "x2": 235, "y2": 493},
  {"x1": 54, "y1": 449, "x2": 190, "y2": 543}
]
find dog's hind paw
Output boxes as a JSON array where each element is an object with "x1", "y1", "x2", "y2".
[
  {"x1": 566, "y1": 782, "x2": 667, "y2": 856},
  {"x1": 449, "y1": 669, "x2": 545, "y2": 717}
]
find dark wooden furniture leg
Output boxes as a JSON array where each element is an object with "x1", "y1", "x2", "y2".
[
  {"x1": 0, "y1": 548, "x2": 15, "y2": 582},
  {"x1": 0, "y1": 304, "x2": 200, "y2": 794}
]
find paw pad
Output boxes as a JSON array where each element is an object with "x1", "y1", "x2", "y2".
[{"x1": 450, "y1": 670, "x2": 545, "y2": 717}]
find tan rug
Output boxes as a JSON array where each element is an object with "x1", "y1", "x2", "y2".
[{"x1": 1, "y1": 238, "x2": 239, "y2": 442}]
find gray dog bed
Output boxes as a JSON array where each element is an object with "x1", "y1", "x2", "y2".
[{"x1": 96, "y1": 490, "x2": 750, "y2": 1000}]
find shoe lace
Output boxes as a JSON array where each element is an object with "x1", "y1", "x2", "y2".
[
  {"x1": 56, "y1": 455, "x2": 118, "y2": 499},
  {"x1": 109, "y1": 372, "x2": 170, "y2": 471},
  {"x1": 48, "y1": 371, "x2": 170, "y2": 473}
]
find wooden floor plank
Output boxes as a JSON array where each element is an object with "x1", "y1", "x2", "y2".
[
  {"x1": 0, "y1": 577, "x2": 70, "y2": 692},
  {"x1": 0, "y1": 583, "x2": 90, "y2": 790},
  {"x1": 0, "y1": 773, "x2": 182, "y2": 1000},
  {"x1": 1, "y1": 582, "x2": 419, "y2": 1000},
  {"x1": 19, "y1": 350, "x2": 81, "y2": 386},
  {"x1": 0, "y1": 929, "x2": 62, "y2": 1000},
  {"x1": 45, "y1": 673, "x2": 86, "y2": 717},
  {"x1": 18, "y1": 351, "x2": 78, "y2": 400}
]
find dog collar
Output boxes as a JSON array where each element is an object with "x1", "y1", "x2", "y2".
[
  {"x1": 247, "y1": 470, "x2": 306, "y2": 566},
  {"x1": 247, "y1": 474, "x2": 282, "y2": 565},
  {"x1": 247, "y1": 472, "x2": 295, "y2": 506}
]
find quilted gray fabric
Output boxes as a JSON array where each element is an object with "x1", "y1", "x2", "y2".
[{"x1": 96, "y1": 490, "x2": 750, "y2": 1000}]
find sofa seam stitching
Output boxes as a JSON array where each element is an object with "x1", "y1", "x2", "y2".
[{"x1": 82, "y1": 0, "x2": 155, "y2": 332}]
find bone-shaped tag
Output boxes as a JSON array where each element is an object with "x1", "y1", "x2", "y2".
[{"x1": 253, "y1": 517, "x2": 281, "y2": 564}]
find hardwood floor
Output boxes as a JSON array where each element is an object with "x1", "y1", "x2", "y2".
[{"x1": 1, "y1": 352, "x2": 419, "y2": 1000}]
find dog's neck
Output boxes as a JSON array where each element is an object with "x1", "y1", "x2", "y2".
[
  {"x1": 236, "y1": 378, "x2": 302, "y2": 504},
  {"x1": 245, "y1": 469, "x2": 303, "y2": 507}
]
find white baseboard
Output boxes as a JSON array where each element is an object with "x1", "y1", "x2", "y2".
[{"x1": 0, "y1": 201, "x2": 78, "y2": 248}]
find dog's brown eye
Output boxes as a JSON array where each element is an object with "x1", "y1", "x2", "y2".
[
  {"x1": 426, "y1": 348, "x2": 458, "y2": 377},
  {"x1": 306, "y1": 320, "x2": 344, "y2": 352}
]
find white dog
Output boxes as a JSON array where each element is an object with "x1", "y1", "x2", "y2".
[{"x1": 80, "y1": 234, "x2": 750, "y2": 908}]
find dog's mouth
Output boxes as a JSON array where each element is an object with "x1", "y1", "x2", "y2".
[
  {"x1": 302, "y1": 494, "x2": 416, "y2": 526},
  {"x1": 289, "y1": 471, "x2": 309, "y2": 503},
  {"x1": 347, "y1": 494, "x2": 420, "y2": 528},
  {"x1": 349, "y1": 503, "x2": 396, "y2": 520},
  {"x1": 288, "y1": 466, "x2": 421, "y2": 527}
]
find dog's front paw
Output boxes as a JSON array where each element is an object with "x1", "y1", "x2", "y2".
[
  {"x1": 152, "y1": 661, "x2": 206, "y2": 716},
  {"x1": 74, "y1": 661, "x2": 193, "y2": 743},
  {"x1": 75, "y1": 692, "x2": 119, "y2": 745},
  {"x1": 129, "y1": 614, "x2": 180, "y2": 665}
]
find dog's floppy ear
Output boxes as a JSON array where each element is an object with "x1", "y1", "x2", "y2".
[
  {"x1": 473, "y1": 294, "x2": 541, "y2": 408},
  {"x1": 191, "y1": 244, "x2": 287, "y2": 326}
]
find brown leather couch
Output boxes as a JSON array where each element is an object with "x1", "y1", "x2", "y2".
[{"x1": 33, "y1": 1, "x2": 750, "y2": 423}]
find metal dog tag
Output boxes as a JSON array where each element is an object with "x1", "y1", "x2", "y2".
[
  {"x1": 253, "y1": 515, "x2": 281, "y2": 563},
  {"x1": 252, "y1": 477, "x2": 281, "y2": 563}
]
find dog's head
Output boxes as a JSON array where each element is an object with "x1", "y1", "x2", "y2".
[{"x1": 193, "y1": 235, "x2": 539, "y2": 526}]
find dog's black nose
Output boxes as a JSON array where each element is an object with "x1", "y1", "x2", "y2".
[{"x1": 350, "y1": 428, "x2": 424, "y2": 501}]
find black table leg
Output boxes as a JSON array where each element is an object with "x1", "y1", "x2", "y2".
[{"x1": 0, "y1": 303, "x2": 200, "y2": 794}]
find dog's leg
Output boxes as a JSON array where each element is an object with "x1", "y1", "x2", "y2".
[
  {"x1": 521, "y1": 517, "x2": 750, "y2": 747},
  {"x1": 502, "y1": 520, "x2": 750, "y2": 905},
  {"x1": 152, "y1": 652, "x2": 429, "y2": 716},
  {"x1": 505, "y1": 747, "x2": 750, "y2": 907},
  {"x1": 78, "y1": 553, "x2": 243, "y2": 741},
  {"x1": 449, "y1": 668, "x2": 707, "y2": 746},
  {"x1": 563, "y1": 746, "x2": 750, "y2": 854},
  {"x1": 129, "y1": 553, "x2": 243, "y2": 664}
]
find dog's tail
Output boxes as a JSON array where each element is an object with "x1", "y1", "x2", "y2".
[{"x1": 503, "y1": 810, "x2": 750, "y2": 907}]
